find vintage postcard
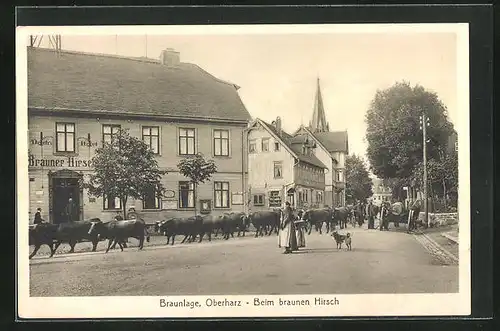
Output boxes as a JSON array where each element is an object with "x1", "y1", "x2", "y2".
[{"x1": 16, "y1": 23, "x2": 470, "y2": 319}]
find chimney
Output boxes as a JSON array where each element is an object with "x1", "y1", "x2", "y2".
[
  {"x1": 275, "y1": 116, "x2": 282, "y2": 136},
  {"x1": 160, "y1": 48, "x2": 180, "y2": 67}
]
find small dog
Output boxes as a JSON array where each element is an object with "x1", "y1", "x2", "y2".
[{"x1": 331, "y1": 231, "x2": 352, "y2": 250}]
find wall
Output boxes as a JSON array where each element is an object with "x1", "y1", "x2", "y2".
[
  {"x1": 417, "y1": 212, "x2": 458, "y2": 227},
  {"x1": 294, "y1": 163, "x2": 325, "y2": 190},
  {"x1": 27, "y1": 113, "x2": 247, "y2": 223},
  {"x1": 247, "y1": 124, "x2": 295, "y2": 192}
]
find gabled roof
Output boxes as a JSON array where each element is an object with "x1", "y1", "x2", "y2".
[
  {"x1": 313, "y1": 131, "x2": 349, "y2": 153},
  {"x1": 294, "y1": 126, "x2": 349, "y2": 154},
  {"x1": 28, "y1": 47, "x2": 252, "y2": 122},
  {"x1": 249, "y1": 119, "x2": 328, "y2": 170}
]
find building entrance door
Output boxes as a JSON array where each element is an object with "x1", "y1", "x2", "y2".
[{"x1": 48, "y1": 170, "x2": 83, "y2": 224}]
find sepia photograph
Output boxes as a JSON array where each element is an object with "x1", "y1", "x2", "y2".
[{"x1": 16, "y1": 23, "x2": 470, "y2": 318}]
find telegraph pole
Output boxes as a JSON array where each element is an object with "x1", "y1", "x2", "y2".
[{"x1": 419, "y1": 113, "x2": 430, "y2": 227}]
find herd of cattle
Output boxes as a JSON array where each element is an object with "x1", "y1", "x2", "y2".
[{"x1": 28, "y1": 203, "x2": 417, "y2": 259}]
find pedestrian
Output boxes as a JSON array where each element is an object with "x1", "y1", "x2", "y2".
[
  {"x1": 279, "y1": 201, "x2": 298, "y2": 254},
  {"x1": 33, "y1": 207, "x2": 44, "y2": 225},
  {"x1": 379, "y1": 202, "x2": 390, "y2": 231},
  {"x1": 366, "y1": 200, "x2": 375, "y2": 229},
  {"x1": 294, "y1": 208, "x2": 306, "y2": 250}
]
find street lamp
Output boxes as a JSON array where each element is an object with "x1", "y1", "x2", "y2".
[{"x1": 419, "y1": 113, "x2": 431, "y2": 228}]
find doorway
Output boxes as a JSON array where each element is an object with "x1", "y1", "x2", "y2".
[{"x1": 49, "y1": 170, "x2": 83, "y2": 224}]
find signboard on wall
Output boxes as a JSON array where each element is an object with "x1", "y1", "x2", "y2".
[
  {"x1": 28, "y1": 155, "x2": 92, "y2": 168},
  {"x1": 231, "y1": 193, "x2": 243, "y2": 205},
  {"x1": 200, "y1": 200, "x2": 211, "y2": 214},
  {"x1": 269, "y1": 191, "x2": 282, "y2": 207},
  {"x1": 163, "y1": 200, "x2": 177, "y2": 210}
]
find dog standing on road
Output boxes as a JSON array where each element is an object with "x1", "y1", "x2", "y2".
[{"x1": 332, "y1": 231, "x2": 352, "y2": 250}]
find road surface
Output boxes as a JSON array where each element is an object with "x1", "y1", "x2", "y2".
[{"x1": 29, "y1": 226, "x2": 458, "y2": 296}]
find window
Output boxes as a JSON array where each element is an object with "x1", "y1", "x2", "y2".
[
  {"x1": 103, "y1": 194, "x2": 121, "y2": 210},
  {"x1": 56, "y1": 123, "x2": 75, "y2": 152},
  {"x1": 214, "y1": 182, "x2": 230, "y2": 208},
  {"x1": 179, "y1": 128, "x2": 196, "y2": 155},
  {"x1": 274, "y1": 141, "x2": 280, "y2": 151},
  {"x1": 142, "y1": 126, "x2": 160, "y2": 154},
  {"x1": 249, "y1": 140, "x2": 257, "y2": 153},
  {"x1": 214, "y1": 129, "x2": 230, "y2": 156},
  {"x1": 179, "y1": 181, "x2": 195, "y2": 208},
  {"x1": 455, "y1": 141, "x2": 458, "y2": 152},
  {"x1": 338, "y1": 171, "x2": 343, "y2": 182},
  {"x1": 274, "y1": 161, "x2": 283, "y2": 179},
  {"x1": 317, "y1": 191, "x2": 323, "y2": 204},
  {"x1": 103, "y1": 124, "x2": 121, "y2": 145},
  {"x1": 261, "y1": 138, "x2": 269, "y2": 152},
  {"x1": 143, "y1": 184, "x2": 161, "y2": 210},
  {"x1": 253, "y1": 194, "x2": 265, "y2": 206}
]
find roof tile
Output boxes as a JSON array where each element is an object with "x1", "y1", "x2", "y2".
[{"x1": 28, "y1": 47, "x2": 252, "y2": 122}]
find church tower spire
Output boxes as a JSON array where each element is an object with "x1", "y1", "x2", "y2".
[{"x1": 309, "y1": 77, "x2": 330, "y2": 133}]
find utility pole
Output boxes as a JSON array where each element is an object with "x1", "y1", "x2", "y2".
[{"x1": 419, "y1": 113, "x2": 430, "y2": 227}]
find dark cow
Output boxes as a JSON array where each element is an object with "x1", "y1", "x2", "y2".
[
  {"x1": 301, "y1": 207, "x2": 335, "y2": 235},
  {"x1": 88, "y1": 218, "x2": 150, "y2": 253},
  {"x1": 199, "y1": 214, "x2": 226, "y2": 242},
  {"x1": 223, "y1": 212, "x2": 249, "y2": 238},
  {"x1": 29, "y1": 218, "x2": 102, "y2": 259},
  {"x1": 158, "y1": 215, "x2": 204, "y2": 245},
  {"x1": 333, "y1": 207, "x2": 350, "y2": 230},
  {"x1": 248, "y1": 210, "x2": 280, "y2": 237}
]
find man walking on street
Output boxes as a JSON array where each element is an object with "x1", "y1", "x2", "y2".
[
  {"x1": 33, "y1": 207, "x2": 44, "y2": 225},
  {"x1": 366, "y1": 199, "x2": 376, "y2": 229},
  {"x1": 279, "y1": 201, "x2": 298, "y2": 254}
]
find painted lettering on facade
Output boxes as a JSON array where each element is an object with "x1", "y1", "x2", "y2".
[
  {"x1": 28, "y1": 154, "x2": 92, "y2": 168},
  {"x1": 30, "y1": 139, "x2": 53, "y2": 146}
]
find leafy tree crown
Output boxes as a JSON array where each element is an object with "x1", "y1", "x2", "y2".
[
  {"x1": 365, "y1": 81, "x2": 454, "y2": 179},
  {"x1": 177, "y1": 153, "x2": 218, "y2": 185},
  {"x1": 84, "y1": 129, "x2": 167, "y2": 202}
]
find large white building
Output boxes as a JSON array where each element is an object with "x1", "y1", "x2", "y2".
[{"x1": 27, "y1": 46, "x2": 251, "y2": 224}]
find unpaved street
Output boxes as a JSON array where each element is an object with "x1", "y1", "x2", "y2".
[{"x1": 29, "y1": 226, "x2": 458, "y2": 296}]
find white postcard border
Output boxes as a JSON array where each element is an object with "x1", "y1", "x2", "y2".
[{"x1": 16, "y1": 23, "x2": 471, "y2": 319}]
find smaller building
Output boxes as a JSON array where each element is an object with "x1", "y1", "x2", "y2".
[
  {"x1": 371, "y1": 177, "x2": 392, "y2": 205},
  {"x1": 247, "y1": 117, "x2": 327, "y2": 211}
]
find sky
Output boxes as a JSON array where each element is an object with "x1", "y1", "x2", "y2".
[{"x1": 34, "y1": 32, "x2": 458, "y2": 160}]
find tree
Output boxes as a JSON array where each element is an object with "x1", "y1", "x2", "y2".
[
  {"x1": 84, "y1": 129, "x2": 167, "y2": 219},
  {"x1": 410, "y1": 149, "x2": 458, "y2": 209},
  {"x1": 345, "y1": 154, "x2": 373, "y2": 204},
  {"x1": 365, "y1": 81, "x2": 455, "y2": 180},
  {"x1": 177, "y1": 153, "x2": 217, "y2": 215}
]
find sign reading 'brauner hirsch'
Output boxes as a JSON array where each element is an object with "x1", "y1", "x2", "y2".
[{"x1": 28, "y1": 154, "x2": 92, "y2": 168}]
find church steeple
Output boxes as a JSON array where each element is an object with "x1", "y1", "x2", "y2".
[{"x1": 309, "y1": 77, "x2": 330, "y2": 133}]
